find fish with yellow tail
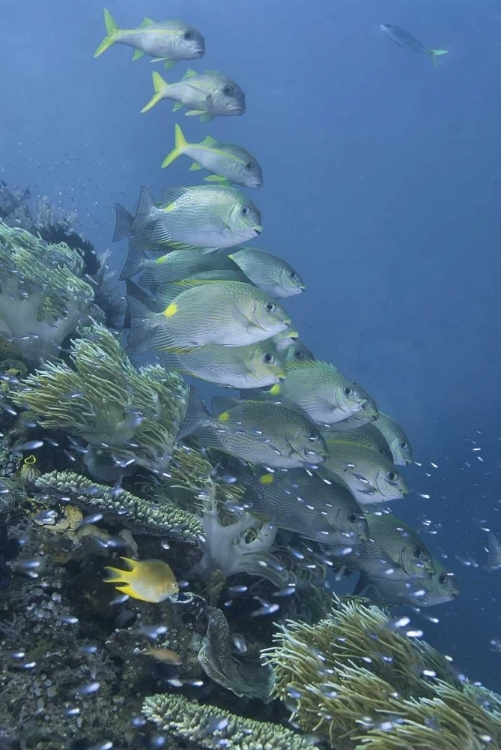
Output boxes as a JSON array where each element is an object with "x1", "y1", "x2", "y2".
[
  {"x1": 162, "y1": 124, "x2": 263, "y2": 188},
  {"x1": 141, "y1": 69, "x2": 245, "y2": 122},
  {"x1": 103, "y1": 557, "x2": 179, "y2": 603},
  {"x1": 380, "y1": 24, "x2": 448, "y2": 68},
  {"x1": 94, "y1": 9, "x2": 205, "y2": 68}
]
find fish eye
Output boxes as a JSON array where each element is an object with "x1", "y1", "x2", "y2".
[
  {"x1": 386, "y1": 470, "x2": 397, "y2": 482},
  {"x1": 400, "y1": 441, "x2": 408, "y2": 449},
  {"x1": 245, "y1": 162, "x2": 254, "y2": 170},
  {"x1": 263, "y1": 352, "x2": 275, "y2": 364},
  {"x1": 289, "y1": 270, "x2": 297, "y2": 279},
  {"x1": 223, "y1": 84, "x2": 234, "y2": 96},
  {"x1": 183, "y1": 30, "x2": 194, "y2": 40},
  {"x1": 343, "y1": 387, "x2": 353, "y2": 396},
  {"x1": 265, "y1": 302, "x2": 275, "y2": 312},
  {"x1": 438, "y1": 573, "x2": 447, "y2": 585},
  {"x1": 347, "y1": 512, "x2": 358, "y2": 523},
  {"x1": 294, "y1": 349, "x2": 304, "y2": 359},
  {"x1": 241, "y1": 206, "x2": 249, "y2": 216},
  {"x1": 413, "y1": 547, "x2": 422, "y2": 558}
]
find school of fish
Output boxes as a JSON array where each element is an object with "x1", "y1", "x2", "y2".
[{"x1": 95, "y1": 8, "x2": 457, "y2": 608}]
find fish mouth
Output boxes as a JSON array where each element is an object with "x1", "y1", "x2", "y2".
[
  {"x1": 193, "y1": 47, "x2": 205, "y2": 56},
  {"x1": 252, "y1": 225, "x2": 263, "y2": 235},
  {"x1": 228, "y1": 106, "x2": 245, "y2": 115}
]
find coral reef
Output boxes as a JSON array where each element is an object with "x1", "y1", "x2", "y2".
[
  {"x1": 264, "y1": 598, "x2": 501, "y2": 749},
  {"x1": 12, "y1": 324, "x2": 188, "y2": 477},
  {"x1": 142, "y1": 693, "x2": 317, "y2": 750},
  {"x1": 198, "y1": 607, "x2": 274, "y2": 701},
  {"x1": 0, "y1": 221, "x2": 104, "y2": 363},
  {"x1": 30, "y1": 470, "x2": 204, "y2": 544}
]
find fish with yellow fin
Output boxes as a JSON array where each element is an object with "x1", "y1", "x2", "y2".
[{"x1": 103, "y1": 557, "x2": 179, "y2": 603}]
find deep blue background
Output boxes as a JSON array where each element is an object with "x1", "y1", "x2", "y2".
[{"x1": 2, "y1": 0, "x2": 500, "y2": 688}]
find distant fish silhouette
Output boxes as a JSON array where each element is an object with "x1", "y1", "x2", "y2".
[
  {"x1": 485, "y1": 531, "x2": 501, "y2": 571},
  {"x1": 380, "y1": 24, "x2": 448, "y2": 68}
]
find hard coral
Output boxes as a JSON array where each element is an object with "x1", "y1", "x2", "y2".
[
  {"x1": 264, "y1": 598, "x2": 501, "y2": 749},
  {"x1": 12, "y1": 324, "x2": 188, "y2": 477},
  {"x1": 142, "y1": 693, "x2": 317, "y2": 750},
  {"x1": 0, "y1": 221, "x2": 103, "y2": 363},
  {"x1": 30, "y1": 470, "x2": 204, "y2": 545}
]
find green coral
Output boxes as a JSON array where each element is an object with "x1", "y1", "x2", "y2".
[
  {"x1": 264, "y1": 598, "x2": 501, "y2": 749},
  {"x1": 30, "y1": 470, "x2": 203, "y2": 544},
  {"x1": 0, "y1": 220, "x2": 103, "y2": 363},
  {"x1": 12, "y1": 324, "x2": 188, "y2": 476},
  {"x1": 142, "y1": 693, "x2": 317, "y2": 750}
]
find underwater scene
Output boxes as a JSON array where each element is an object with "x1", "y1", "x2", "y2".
[{"x1": 1, "y1": 0, "x2": 501, "y2": 747}]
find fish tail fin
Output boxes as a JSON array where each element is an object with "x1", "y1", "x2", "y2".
[
  {"x1": 429, "y1": 49, "x2": 448, "y2": 68},
  {"x1": 161, "y1": 123, "x2": 187, "y2": 169},
  {"x1": 120, "y1": 235, "x2": 148, "y2": 280},
  {"x1": 176, "y1": 385, "x2": 212, "y2": 441},
  {"x1": 125, "y1": 280, "x2": 161, "y2": 354},
  {"x1": 94, "y1": 8, "x2": 119, "y2": 57},
  {"x1": 141, "y1": 71, "x2": 168, "y2": 112},
  {"x1": 113, "y1": 203, "x2": 134, "y2": 242},
  {"x1": 131, "y1": 186, "x2": 156, "y2": 235}
]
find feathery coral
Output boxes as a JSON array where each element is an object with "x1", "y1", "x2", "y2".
[
  {"x1": 264, "y1": 598, "x2": 501, "y2": 749},
  {"x1": 142, "y1": 693, "x2": 317, "y2": 750},
  {"x1": 0, "y1": 221, "x2": 103, "y2": 363},
  {"x1": 12, "y1": 324, "x2": 188, "y2": 476}
]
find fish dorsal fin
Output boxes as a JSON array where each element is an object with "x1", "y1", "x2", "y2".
[
  {"x1": 139, "y1": 17, "x2": 155, "y2": 27},
  {"x1": 161, "y1": 186, "x2": 191, "y2": 206},
  {"x1": 212, "y1": 396, "x2": 239, "y2": 417},
  {"x1": 182, "y1": 68, "x2": 198, "y2": 79},
  {"x1": 285, "y1": 359, "x2": 337, "y2": 375},
  {"x1": 201, "y1": 135, "x2": 217, "y2": 145},
  {"x1": 154, "y1": 283, "x2": 187, "y2": 311}
]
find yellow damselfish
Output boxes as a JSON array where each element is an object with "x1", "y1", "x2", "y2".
[{"x1": 103, "y1": 557, "x2": 179, "y2": 603}]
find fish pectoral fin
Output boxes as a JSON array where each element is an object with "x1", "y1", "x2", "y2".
[
  {"x1": 204, "y1": 175, "x2": 230, "y2": 185},
  {"x1": 185, "y1": 109, "x2": 206, "y2": 116}
]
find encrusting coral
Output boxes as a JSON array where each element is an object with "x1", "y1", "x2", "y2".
[
  {"x1": 30, "y1": 470, "x2": 204, "y2": 544},
  {"x1": 142, "y1": 693, "x2": 317, "y2": 750},
  {"x1": 12, "y1": 323, "x2": 188, "y2": 477},
  {"x1": 264, "y1": 597, "x2": 501, "y2": 749},
  {"x1": 0, "y1": 220, "x2": 103, "y2": 363}
]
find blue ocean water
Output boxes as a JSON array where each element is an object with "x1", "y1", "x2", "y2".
[{"x1": 1, "y1": 0, "x2": 500, "y2": 691}]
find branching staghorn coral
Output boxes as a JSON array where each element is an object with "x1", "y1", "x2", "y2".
[
  {"x1": 30, "y1": 470, "x2": 203, "y2": 545},
  {"x1": 142, "y1": 693, "x2": 318, "y2": 750},
  {"x1": 263, "y1": 598, "x2": 501, "y2": 749},
  {"x1": 0, "y1": 221, "x2": 103, "y2": 363},
  {"x1": 12, "y1": 324, "x2": 188, "y2": 477}
]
